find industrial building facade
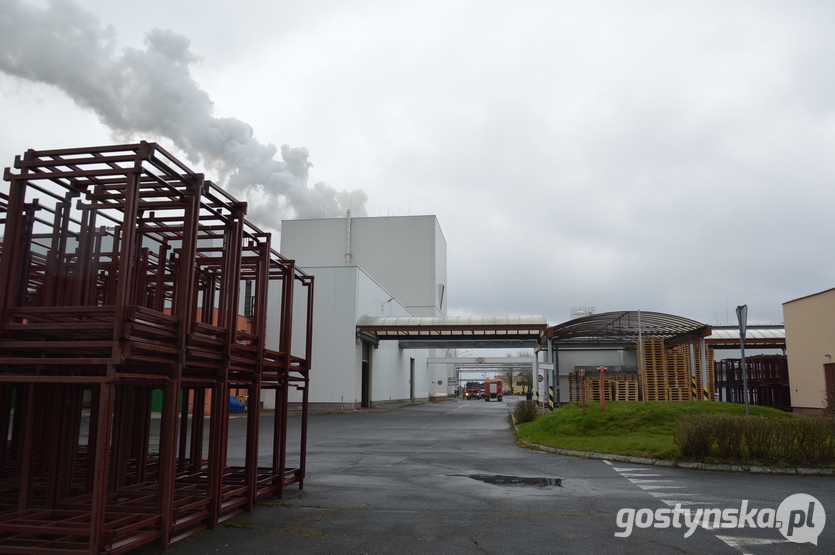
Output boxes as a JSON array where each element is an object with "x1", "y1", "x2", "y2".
[
  {"x1": 783, "y1": 287, "x2": 835, "y2": 413},
  {"x1": 280, "y1": 215, "x2": 449, "y2": 409}
]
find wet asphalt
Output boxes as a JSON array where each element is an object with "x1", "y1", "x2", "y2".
[{"x1": 139, "y1": 398, "x2": 835, "y2": 555}]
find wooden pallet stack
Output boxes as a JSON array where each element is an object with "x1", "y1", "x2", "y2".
[
  {"x1": 568, "y1": 373, "x2": 639, "y2": 403},
  {"x1": 665, "y1": 345, "x2": 691, "y2": 401},
  {"x1": 611, "y1": 374, "x2": 639, "y2": 401},
  {"x1": 636, "y1": 338, "x2": 715, "y2": 402},
  {"x1": 584, "y1": 376, "x2": 605, "y2": 402},
  {"x1": 637, "y1": 338, "x2": 667, "y2": 400},
  {"x1": 569, "y1": 372, "x2": 582, "y2": 402}
]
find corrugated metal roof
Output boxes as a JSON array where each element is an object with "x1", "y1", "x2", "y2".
[
  {"x1": 704, "y1": 326, "x2": 785, "y2": 349},
  {"x1": 706, "y1": 328, "x2": 785, "y2": 341}
]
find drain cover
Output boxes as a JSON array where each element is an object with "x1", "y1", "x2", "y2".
[{"x1": 451, "y1": 474, "x2": 562, "y2": 488}]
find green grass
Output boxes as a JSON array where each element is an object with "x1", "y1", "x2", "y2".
[{"x1": 515, "y1": 401, "x2": 795, "y2": 461}]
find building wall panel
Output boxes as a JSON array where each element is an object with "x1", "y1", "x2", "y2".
[{"x1": 783, "y1": 288, "x2": 835, "y2": 411}]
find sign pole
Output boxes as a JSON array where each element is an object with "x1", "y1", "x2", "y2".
[{"x1": 736, "y1": 305, "x2": 750, "y2": 417}]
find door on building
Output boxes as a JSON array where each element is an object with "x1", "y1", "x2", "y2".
[
  {"x1": 361, "y1": 342, "x2": 372, "y2": 408},
  {"x1": 825, "y1": 363, "x2": 835, "y2": 411},
  {"x1": 410, "y1": 358, "x2": 415, "y2": 403}
]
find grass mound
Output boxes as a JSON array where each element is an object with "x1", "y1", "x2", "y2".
[{"x1": 515, "y1": 401, "x2": 794, "y2": 461}]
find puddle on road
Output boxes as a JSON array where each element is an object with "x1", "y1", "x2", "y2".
[{"x1": 451, "y1": 474, "x2": 562, "y2": 488}]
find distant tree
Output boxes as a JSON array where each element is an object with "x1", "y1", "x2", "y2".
[
  {"x1": 516, "y1": 370, "x2": 532, "y2": 394},
  {"x1": 504, "y1": 352, "x2": 517, "y2": 394},
  {"x1": 512, "y1": 350, "x2": 533, "y2": 394}
]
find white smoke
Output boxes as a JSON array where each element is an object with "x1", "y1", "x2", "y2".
[{"x1": 0, "y1": 0, "x2": 367, "y2": 226}]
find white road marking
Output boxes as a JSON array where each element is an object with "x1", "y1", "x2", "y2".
[
  {"x1": 608, "y1": 462, "x2": 785, "y2": 554},
  {"x1": 612, "y1": 467, "x2": 656, "y2": 471},
  {"x1": 716, "y1": 535, "x2": 788, "y2": 547},
  {"x1": 660, "y1": 500, "x2": 714, "y2": 506}
]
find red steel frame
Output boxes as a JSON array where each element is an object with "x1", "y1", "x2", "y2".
[{"x1": 0, "y1": 142, "x2": 313, "y2": 554}]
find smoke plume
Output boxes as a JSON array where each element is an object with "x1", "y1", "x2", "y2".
[{"x1": 0, "y1": 0, "x2": 367, "y2": 227}]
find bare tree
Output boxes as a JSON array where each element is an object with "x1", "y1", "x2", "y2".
[
  {"x1": 512, "y1": 350, "x2": 533, "y2": 394},
  {"x1": 504, "y1": 352, "x2": 517, "y2": 394}
]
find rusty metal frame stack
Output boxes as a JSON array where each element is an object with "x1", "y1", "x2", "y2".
[
  {"x1": 715, "y1": 355, "x2": 790, "y2": 410},
  {"x1": 0, "y1": 142, "x2": 313, "y2": 554}
]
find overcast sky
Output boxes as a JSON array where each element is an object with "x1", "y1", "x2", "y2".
[{"x1": 1, "y1": 0, "x2": 833, "y2": 327}]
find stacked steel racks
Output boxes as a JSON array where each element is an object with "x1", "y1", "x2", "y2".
[
  {"x1": 715, "y1": 355, "x2": 790, "y2": 410},
  {"x1": 0, "y1": 142, "x2": 313, "y2": 554}
]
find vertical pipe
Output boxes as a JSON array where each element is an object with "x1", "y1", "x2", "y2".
[
  {"x1": 637, "y1": 310, "x2": 645, "y2": 402},
  {"x1": 344, "y1": 210, "x2": 352, "y2": 265},
  {"x1": 700, "y1": 337, "x2": 709, "y2": 401},
  {"x1": 688, "y1": 343, "x2": 698, "y2": 400},
  {"x1": 298, "y1": 378, "x2": 309, "y2": 489}
]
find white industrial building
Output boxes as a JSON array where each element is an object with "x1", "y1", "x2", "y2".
[
  {"x1": 264, "y1": 214, "x2": 726, "y2": 412},
  {"x1": 277, "y1": 214, "x2": 450, "y2": 409}
]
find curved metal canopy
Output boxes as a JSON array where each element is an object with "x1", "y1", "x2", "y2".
[{"x1": 547, "y1": 311, "x2": 711, "y2": 346}]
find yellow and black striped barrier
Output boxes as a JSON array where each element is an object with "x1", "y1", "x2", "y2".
[{"x1": 691, "y1": 376, "x2": 710, "y2": 400}]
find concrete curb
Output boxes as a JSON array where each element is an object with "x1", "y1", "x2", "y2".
[{"x1": 516, "y1": 439, "x2": 835, "y2": 476}]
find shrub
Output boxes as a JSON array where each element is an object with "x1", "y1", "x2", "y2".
[
  {"x1": 673, "y1": 415, "x2": 714, "y2": 458},
  {"x1": 514, "y1": 400, "x2": 539, "y2": 424},
  {"x1": 712, "y1": 415, "x2": 744, "y2": 459},
  {"x1": 823, "y1": 385, "x2": 835, "y2": 416},
  {"x1": 788, "y1": 416, "x2": 835, "y2": 465},
  {"x1": 743, "y1": 416, "x2": 777, "y2": 461},
  {"x1": 675, "y1": 413, "x2": 835, "y2": 465}
]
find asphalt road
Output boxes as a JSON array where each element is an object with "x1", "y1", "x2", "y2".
[{"x1": 145, "y1": 398, "x2": 835, "y2": 555}]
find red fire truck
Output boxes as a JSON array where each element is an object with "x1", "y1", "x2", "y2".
[
  {"x1": 483, "y1": 380, "x2": 503, "y2": 401},
  {"x1": 464, "y1": 381, "x2": 482, "y2": 400}
]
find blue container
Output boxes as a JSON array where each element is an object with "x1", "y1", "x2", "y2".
[{"x1": 229, "y1": 396, "x2": 247, "y2": 413}]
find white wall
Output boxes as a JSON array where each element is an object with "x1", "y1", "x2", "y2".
[
  {"x1": 281, "y1": 215, "x2": 448, "y2": 318},
  {"x1": 355, "y1": 265, "x2": 429, "y2": 402},
  {"x1": 269, "y1": 265, "x2": 429, "y2": 409},
  {"x1": 277, "y1": 215, "x2": 446, "y2": 407},
  {"x1": 263, "y1": 266, "x2": 360, "y2": 409}
]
